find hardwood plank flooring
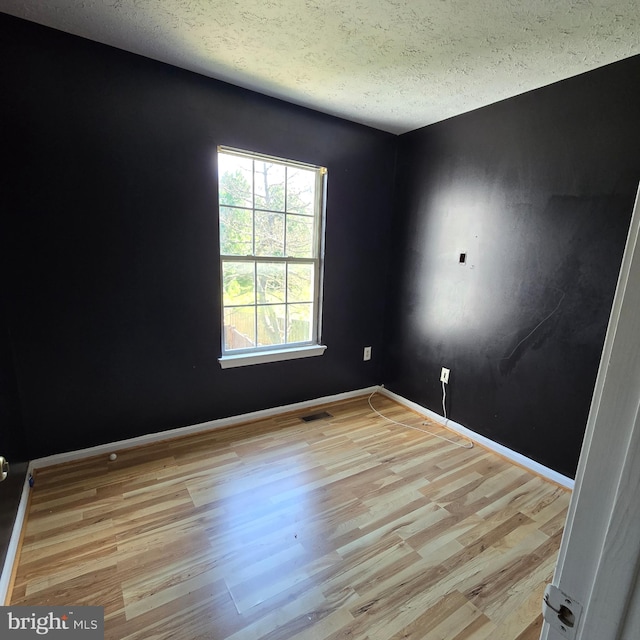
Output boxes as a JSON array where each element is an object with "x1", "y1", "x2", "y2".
[{"x1": 9, "y1": 394, "x2": 570, "y2": 639}]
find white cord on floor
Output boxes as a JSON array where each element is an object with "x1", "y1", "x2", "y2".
[{"x1": 368, "y1": 392, "x2": 473, "y2": 450}]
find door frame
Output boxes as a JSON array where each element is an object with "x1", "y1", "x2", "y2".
[{"x1": 542, "y1": 182, "x2": 640, "y2": 639}]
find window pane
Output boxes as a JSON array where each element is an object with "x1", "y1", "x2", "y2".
[
  {"x1": 218, "y1": 154, "x2": 253, "y2": 208},
  {"x1": 257, "y1": 262, "x2": 285, "y2": 304},
  {"x1": 219, "y1": 206, "x2": 253, "y2": 256},
  {"x1": 286, "y1": 215, "x2": 314, "y2": 257},
  {"x1": 257, "y1": 304, "x2": 286, "y2": 346},
  {"x1": 222, "y1": 261, "x2": 255, "y2": 306},
  {"x1": 287, "y1": 303, "x2": 313, "y2": 343},
  {"x1": 287, "y1": 263, "x2": 314, "y2": 303},
  {"x1": 255, "y1": 211, "x2": 284, "y2": 256},
  {"x1": 287, "y1": 167, "x2": 316, "y2": 216},
  {"x1": 218, "y1": 148, "x2": 325, "y2": 356},
  {"x1": 254, "y1": 161, "x2": 286, "y2": 212},
  {"x1": 224, "y1": 306, "x2": 255, "y2": 351}
]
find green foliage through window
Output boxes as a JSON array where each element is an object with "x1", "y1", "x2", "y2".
[{"x1": 218, "y1": 148, "x2": 326, "y2": 353}]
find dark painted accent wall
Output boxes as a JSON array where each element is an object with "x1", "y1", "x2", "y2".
[
  {"x1": 385, "y1": 56, "x2": 640, "y2": 478},
  {"x1": 1, "y1": 11, "x2": 639, "y2": 488},
  {"x1": 0, "y1": 13, "x2": 395, "y2": 460}
]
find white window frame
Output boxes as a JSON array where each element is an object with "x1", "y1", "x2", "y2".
[{"x1": 217, "y1": 146, "x2": 327, "y2": 369}]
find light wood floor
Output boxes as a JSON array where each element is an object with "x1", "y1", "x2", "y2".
[{"x1": 10, "y1": 394, "x2": 570, "y2": 639}]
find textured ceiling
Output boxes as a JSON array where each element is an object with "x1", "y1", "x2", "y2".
[{"x1": 1, "y1": 0, "x2": 639, "y2": 134}]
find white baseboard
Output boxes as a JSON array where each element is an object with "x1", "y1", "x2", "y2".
[
  {"x1": 378, "y1": 387, "x2": 574, "y2": 490},
  {"x1": 0, "y1": 385, "x2": 380, "y2": 603},
  {"x1": 0, "y1": 471, "x2": 32, "y2": 605},
  {"x1": 2, "y1": 382, "x2": 572, "y2": 604},
  {"x1": 30, "y1": 386, "x2": 381, "y2": 471}
]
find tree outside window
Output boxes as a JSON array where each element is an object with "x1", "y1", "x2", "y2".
[{"x1": 218, "y1": 148, "x2": 326, "y2": 354}]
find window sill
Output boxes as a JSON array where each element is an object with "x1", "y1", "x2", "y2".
[{"x1": 218, "y1": 344, "x2": 327, "y2": 369}]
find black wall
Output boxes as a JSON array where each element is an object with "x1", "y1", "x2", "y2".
[
  {"x1": 0, "y1": 13, "x2": 396, "y2": 460},
  {"x1": 385, "y1": 56, "x2": 640, "y2": 478},
  {"x1": 1, "y1": 9, "x2": 639, "y2": 484}
]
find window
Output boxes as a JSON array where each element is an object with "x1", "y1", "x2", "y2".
[{"x1": 217, "y1": 147, "x2": 327, "y2": 368}]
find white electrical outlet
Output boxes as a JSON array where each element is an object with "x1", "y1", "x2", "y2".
[
  {"x1": 440, "y1": 367, "x2": 450, "y2": 383},
  {"x1": 363, "y1": 346, "x2": 372, "y2": 361}
]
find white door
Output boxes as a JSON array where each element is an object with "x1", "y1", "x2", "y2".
[{"x1": 541, "y1": 183, "x2": 640, "y2": 640}]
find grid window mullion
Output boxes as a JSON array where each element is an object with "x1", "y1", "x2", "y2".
[
  {"x1": 284, "y1": 165, "x2": 288, "y2": 213},
  {"x1": 284, "y1": 165, "x2": 288, "y2": 258},
  {"x1": 284, "y1": 258, "x2": 289, "y2": 342},
  {"x1": 254, "y1": 261, "x2": 258, "y2": 346},
  {"x1": 251, "y1": 159, "x2": 256, "y2": 256},
  {"x1": 219, "y1": 147, "x2": 325, "y2": 355}
]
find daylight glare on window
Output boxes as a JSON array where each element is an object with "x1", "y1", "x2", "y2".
[{"x1": 218, "y1": 148, "x2": 325, "y2": 355}]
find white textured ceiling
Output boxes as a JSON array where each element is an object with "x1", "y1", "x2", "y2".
[{"x1": 1, "y1": 0, "x2": 639, "y2": 134}]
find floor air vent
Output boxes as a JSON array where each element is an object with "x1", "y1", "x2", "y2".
[{"x1": 300, "y1": 411, "x2": 333, "y2": 422}]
